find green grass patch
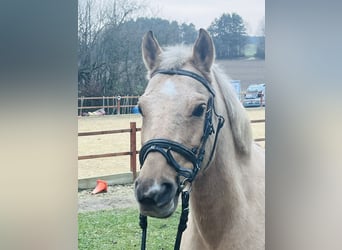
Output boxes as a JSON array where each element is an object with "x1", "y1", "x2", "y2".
[{"x1": 79, "y1": 208, "x2": 181, "y2": 250}]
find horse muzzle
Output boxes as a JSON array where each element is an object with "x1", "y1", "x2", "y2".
[{"x1": 135, "y1": 177, "x2": 179, "y2": 218}]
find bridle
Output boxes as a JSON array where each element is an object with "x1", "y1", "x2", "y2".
[{"x1": 138, "y1": 68, "x2": 225, "y2": 250}]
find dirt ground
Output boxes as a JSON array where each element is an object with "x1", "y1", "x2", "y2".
[
  {"x1": 78, "y1": 108, "x2": 265, "y2": 213},
  {"x1": 78, "y1": 184, "x2": 136, "y2": 213}
]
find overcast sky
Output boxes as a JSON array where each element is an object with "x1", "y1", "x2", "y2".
[{"x1": 142, "y1": 0, "x2": 265, "y2": 35}]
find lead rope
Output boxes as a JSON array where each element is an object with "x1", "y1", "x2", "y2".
[
  {"x1": 139, "y1": 214, "x2": 147, "y2": 250},
  {"x1": 174, "y1": 191, "x2": 190, "y2": 250},
  {"x1": 139, "y1": 190, "x2": 190, "y2": 250}
]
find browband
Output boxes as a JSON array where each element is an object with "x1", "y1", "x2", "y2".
[{"x1": 151, "y1": 69, "x2": 216, "y2": 97}]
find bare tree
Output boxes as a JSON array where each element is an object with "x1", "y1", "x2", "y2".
[
  {"x1": 78, "y1": 0, "x2": 107, "y2": 96},
  {"x1": 78, "y1": 0, "x2": 198, "y2": 97},
  {"x1": 78, "y1": 0, "x2": 147, "y2": 96}
]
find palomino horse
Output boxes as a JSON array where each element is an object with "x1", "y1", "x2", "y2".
[{"x1": 135, "y1": 29, "x2": 265, "y2": 250}]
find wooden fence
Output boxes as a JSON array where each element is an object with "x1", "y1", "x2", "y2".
[
  {"x1": 78, "y1": 120, "x2": 265, "y2": 181},
  {"x1": 78, "y1": 96, "x2": 140, "y2": 116}
]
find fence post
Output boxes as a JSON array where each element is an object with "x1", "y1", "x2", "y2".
[
  {"x1": 111, "y1": 96, "x2": 114, "y2": 115},
  {"x1": 130, "y1": 122, "x2": 137, "y2": 181},
  {"x1": 80, "y1": 96, "x2": 84, "y2": 116},
  {"x1": 117, "y1": 96, "x2": 121, "y2": 114}
]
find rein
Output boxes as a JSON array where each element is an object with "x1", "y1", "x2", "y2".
[{"x1": 138, "y1": 69, "x2": 225, "y2": 250}]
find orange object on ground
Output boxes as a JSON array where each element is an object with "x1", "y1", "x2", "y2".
[{"x1": 91, "y1": 180, "x2": 108, "y2": 194}]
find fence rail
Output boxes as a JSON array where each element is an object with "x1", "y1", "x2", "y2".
[
  {"x1": 78, "y1": 119, "x2": 265, "y2": 181},
  {"x1": 250, "y1": 119, "x2": 265, "y2": 123}
]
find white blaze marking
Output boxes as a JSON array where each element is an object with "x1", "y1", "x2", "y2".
[
  {"x1": 160, "y1": 79, "x2": 178, "y2": 97},
  {"x1": 145, "y1": 180, "x2": 161, "y2": 196}
]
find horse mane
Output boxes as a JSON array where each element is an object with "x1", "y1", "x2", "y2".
[
  {"x1": 211, "y1": 65, "x2": 253, "y2": 155},
  {"x1": 151, "y1": 45, "x2": 253, "y2": 155}
]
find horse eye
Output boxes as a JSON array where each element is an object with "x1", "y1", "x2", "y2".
[{"x1": 192, "y1": 104, "x2": 206, "y2": 117}]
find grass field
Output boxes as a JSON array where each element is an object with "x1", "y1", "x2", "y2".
[
  {"x1": 78, "y1": 108, "x2": 265, "y2": 179},
  {"x1": 79, "y1": 208, "x2": 181, "y2": 250}
]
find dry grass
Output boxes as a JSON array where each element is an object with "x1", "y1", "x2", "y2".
[
  {"x1": 78, "y1": 108, "x2": 265, "y2": 179},
  {"x1": 217, "y1": 59, "x2": 265, "y2": 90}
]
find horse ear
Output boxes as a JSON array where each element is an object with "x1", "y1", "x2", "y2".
[
  {"x1": 192, "y1": 29, "x2": 215, "y2": 72},
  {"x1": 142, "y1": 31, "x2": 162, "y2": 71}
]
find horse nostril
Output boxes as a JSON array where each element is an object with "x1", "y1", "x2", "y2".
[
  {"x1": 161, "y1": 182, "x2": 173, "y2": 196},
  {"x1": 137, "y1": 190, "x2": 159, "y2": 207},
  {"x1": 155, "y1": 182, "x2": 174, "y2": 207}
]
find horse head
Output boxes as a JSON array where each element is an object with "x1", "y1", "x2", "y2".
[{"x1": 135, "y1": 29, "x2": 217, "y2": 218}]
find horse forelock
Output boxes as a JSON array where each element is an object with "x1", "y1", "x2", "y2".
[
  {"x1": 160, "y1": 45, "x2": 192, "y2": 68},
  {"x1": 148, "y1": 44, "x2": 213, "y2": 83},
  {"x1": 144, "y1": 45, "x2": 192, "y2": 80}
]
